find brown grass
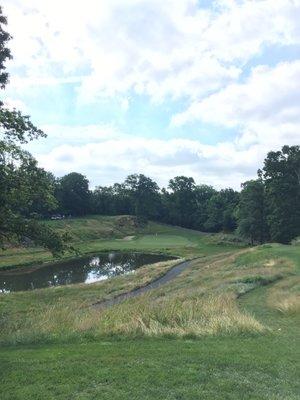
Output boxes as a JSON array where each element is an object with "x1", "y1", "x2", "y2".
[
  {"x1": 2, "y1": 292, "x2": 264, "y2": 344},
  {"x1": 96, "y1": 293, "x2": 265, "y2": 337},
  {"x1": 267, "y1": 276, "x2": 300, "y2": 315},
  {"x1": 1, "y1": 247, "x2": 298, "y2": 344}
]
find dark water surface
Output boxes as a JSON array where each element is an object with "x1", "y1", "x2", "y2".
[{"x1": 0, "y1": 252, "x2": 175, "y2": 293}]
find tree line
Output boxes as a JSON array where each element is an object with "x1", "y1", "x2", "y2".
[{"x1": 48, "y1": 144, "x2": 299, "y2": 245}]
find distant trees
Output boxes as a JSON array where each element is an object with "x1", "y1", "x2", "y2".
[
  {"x1": 124, "y1": 174, "x2": 160, "y2": 222},
  {"x1": 91, "y1": 183, "x2": 132, "y2": 216},
  {"x1": 87, "y1": 145, "x2": 300, "y2": 245},
  {"x1": 167, "y1": 176, "x2": 196, "y2": 227},
  {"x1": 262, "y1": 145, "x2": 300, "y2": 244},
  {"x1": 237, "y1": 180, "x2": 267, "y2": 244},
  {"x1": 193, "y1": 185, "x2": 217, "y2": 230},
  {"x1": 86, "y1": 174, "x2": 240, "y2": 234},
  {"x1": 204, "y1": 189, "x2": 240, "y2": 233},
  {"x1": 56, "y1": 172, "x2": 91, "y2": 216}
]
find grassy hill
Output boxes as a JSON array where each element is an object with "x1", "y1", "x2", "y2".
[
  {"x1": 0, "y1": 216, "x2": 299, "y2": 399},
  {"x1": 0, "y1": 215, "x2": 244, "y2": 269}
]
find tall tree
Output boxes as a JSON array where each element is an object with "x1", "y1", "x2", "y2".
[
  {"x1": 193, "y1": 184, "x2": 217, "y2": 230},
  {"x1": 262, "y1": 145, "x2": 300, "y2": 243},
  {"x1": 167, "y1": 176, "x2": 196, "y2": 228},
  {"x1": 124, "y1": 174, "x2": 160, "y2": 221},
  {"x1": 56, "y1": 172, "x2": 91, "y2": 216},
  {"x1": 91, "y1": 183, "x2": 132, "y2": 216},
  {"x1": 205, "y1": 189, "x2": 239, "y2": 232},
  {"x1": 237, "y1": 179, "x2": 268, "y2": 244}
]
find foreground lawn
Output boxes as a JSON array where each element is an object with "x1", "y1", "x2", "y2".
[{"x1": 1, "y1": 329, "x2": 299, "y2": 400}]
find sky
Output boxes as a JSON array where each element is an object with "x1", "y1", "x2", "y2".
[{"x1": 2, "y1": 0, "x2": 300, "y2": 190}]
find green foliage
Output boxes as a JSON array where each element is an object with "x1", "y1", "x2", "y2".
[
  {"x1": 0, "y1": 108, "x2": 45, "y2": 143},
  {"x1": 237, "y1": 179, "x2": 268, "y2": 244},
  {"x1": 91, "y1": 183, "x2": 132, "y2": 216},
  {"x1": 0, "y1": 6, "x2": 11, "y2": 89},
  {"x1": 0, "y1": 7, "x2": 64, "y2": 254},
  {"x1": 56, "y1": 172, "x2": 91, "y2": 216},
  {"x1": 166, "y1": 176, "x2": 197, "y2": 227},
  {"x1": 124, "y1": 174, "x2": 160, "y2": 221},
  {"x1": 262, "y1": 145, "x2": 300, "y2": 244},
  {"x1": 193, "y1": 184, "x2": 217, "y2": 230},
  {"x1": 205, "y1": 189, "x2": 239, "y2": 232}
]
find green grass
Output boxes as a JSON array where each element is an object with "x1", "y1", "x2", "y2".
[
  {"x1": 1, "y1": 334, "x2": 299, "y2": 400},
  {"x1": 0, "y1": 216, "x2": 299, "y2": 399},
  {"x1": 0, "y1": 215, "x2": 244, "y2": 269}
]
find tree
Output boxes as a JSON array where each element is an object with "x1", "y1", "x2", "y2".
[
  {"x1": 124, "y1": 174, "x2": 160, "y2": 221},
  {"x1": 167, "y1": 176, "x2": 196, "y2": 228},
  {"x1": 56, "y1": 172, "x2": 91, "y2": 216},
  {"x1": 111, "y1": 183, "x2": 133, "y2": 215},
  {"x1": 0, "y1": 6, "x2": 11, "y2": 89},
  {"x1": 262, "y1": 145, "x2": 300, "y2": 243},
  {"x1": 4, "y1": 156, "x2": 57, "y2": 218},
  {"x1": 0, "y1": 7, "x2": 64, "y2": 254},
  {"x1": 193, "y1": 184, "x2": 217, "y2": 230},
  {"x1": 237, "y1": 179, "x2": 268, "y2": 244},
  {"x1": 205, "y1": 189, "x2": 239, "y2": 232},
  {"x1": 91, "y1": 183, "x2": 132, "y2": 216}
]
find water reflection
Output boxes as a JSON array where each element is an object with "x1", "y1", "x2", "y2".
[{"x1": 0, "y1": 252, "x2": 175, "y2": 293}]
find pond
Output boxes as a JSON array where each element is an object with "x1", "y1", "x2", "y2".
[{"x1": 0, "y1": 252, "x2": 176, "y2": 293}]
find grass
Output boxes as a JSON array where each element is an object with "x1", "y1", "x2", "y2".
[
  {"x1": 92, "y1": 292, "x2": 265, "y2": 338},
  {"x1": 1, "y1": 244, "x2": 299, "y2": 344},
  {"x1": 1, "y1": 335, "x2": 299, "y2": 400},
  {"x1": 0, "y1": 216, "x2": 300, "y2": 399},
  {"x1": 267, "y1": 276, "x2": 300, "y2": 315},
  {"x1": 0, "y1": 215, "x2": 244, "y2": 269},
  {"x1": 0, "y1": 258, "x2": 183, "y2": 340}
]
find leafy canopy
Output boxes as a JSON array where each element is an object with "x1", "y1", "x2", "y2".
[{"x1": 0, "y1": 6, "x2": 65, "y2": 254}]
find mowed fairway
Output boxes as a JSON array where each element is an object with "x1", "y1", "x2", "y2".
[{"x1": 0, "y1": 216, "x2": 299, "y2": 399}]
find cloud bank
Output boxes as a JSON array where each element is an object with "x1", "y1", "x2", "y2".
[{"x1": 3, "y1": 0, "x2": 300, "y2": 189}]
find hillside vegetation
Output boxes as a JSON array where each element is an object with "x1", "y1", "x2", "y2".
[{"x1": 0, "y1": 215, "x2": 244, "y2": 269}]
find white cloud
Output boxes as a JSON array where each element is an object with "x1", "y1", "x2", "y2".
[
  {"x1": 28, "y1": 125, "x2": 277, "y2": 190},
  {"x1": 3, "y1": 0, "x2": 300, "y2": 104},
  {"x1": 172, "y1": 60, "x2": 300, "y2": 149}
]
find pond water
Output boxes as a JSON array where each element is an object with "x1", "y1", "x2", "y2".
[{"x1": 0, "y1": 252, "x2": 175, "y2": 293}]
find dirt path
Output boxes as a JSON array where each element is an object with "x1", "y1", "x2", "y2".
[{"x1": 92, "y1": 259, "x2": 194, "y2": 309}]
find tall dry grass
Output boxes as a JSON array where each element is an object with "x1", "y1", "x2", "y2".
[
  {"x1": 97, "y1": 293, "x2": 265, "y2": 337},
  {"x1": 0, "y1": 292, "x2": 264, "y2": 345},
  {"x1": 267, "y1": 276, "x2": 300, "y2": 315},
  {"x1": 2, "y1": 248, "x2": 297, "y2": 345}
]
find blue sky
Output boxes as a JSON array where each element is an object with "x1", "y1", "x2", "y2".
[{"x1": 2, "y1": 0, "x2": 300, "y2": 189}]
